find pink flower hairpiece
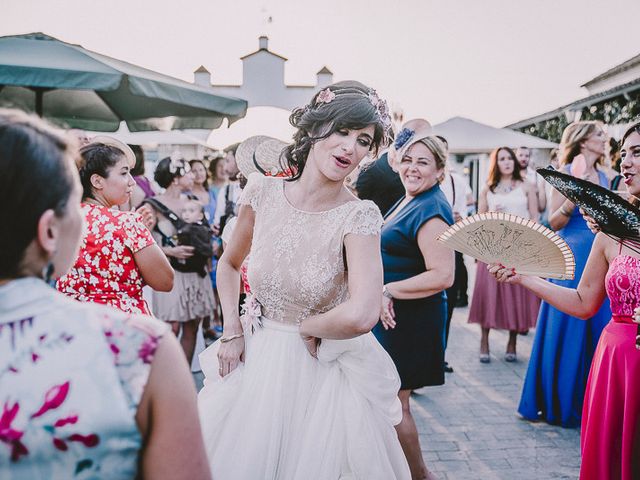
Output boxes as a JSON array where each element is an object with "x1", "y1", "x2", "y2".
[
  {"x1": 312, "y1": 87, "x2": 392, "y2": 134},
  {"x1": 316, "y1": 88, "x2": 336, "y2": 105}
]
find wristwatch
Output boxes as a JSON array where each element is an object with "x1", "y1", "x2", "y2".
[{"x1": 382, "y1": 285, "x2": 394, "y2": 299}]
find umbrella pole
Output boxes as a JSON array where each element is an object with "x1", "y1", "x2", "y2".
[{"x1": 35, "y1": 88, "x2": 43, "y2": 117}]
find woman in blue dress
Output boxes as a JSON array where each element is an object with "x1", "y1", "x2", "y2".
[
  {"x1": 374, "y1": 126, "x2": 454, "y2": 480},
  {"x1": 518, "y1": 120, "x2": 611, "y2": 427}
]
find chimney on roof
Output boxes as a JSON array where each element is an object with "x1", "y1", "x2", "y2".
[
  {"x1": 193, "y1": 65, "x2": 211, "y2": 87},
  {"x1": 259, "y1": 36, "x2": 269, "y2": 50},
  {"x1": 316, "y1": 66, "x2": 333, "y2": 87}
]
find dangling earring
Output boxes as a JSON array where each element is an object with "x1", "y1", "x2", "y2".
[{"x1": 42, "y1": 261, "x2": 55, "y2": 285}]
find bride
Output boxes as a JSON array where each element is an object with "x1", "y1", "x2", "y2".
[{"x1": 198, "y1": 81, "x2": 411, "y2": 479}]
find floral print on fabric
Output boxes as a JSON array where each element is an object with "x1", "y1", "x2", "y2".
[
  {"x1": 0, "y1": 279, "x2": 168, "y2": 479},
  {"x1": 605, "y1": 255, "x2": 640, "y2": 317},
  {"x1": 57, "y1": 203, "x2": 155, "y2": 315}
]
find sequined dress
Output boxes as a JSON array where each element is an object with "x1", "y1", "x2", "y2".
[
  {"x1": 198, "y1": 173, "x2": 410, "y2": 479},
  {"x1": 579, "y1": 254, "x2": 640, "y2": 480}
]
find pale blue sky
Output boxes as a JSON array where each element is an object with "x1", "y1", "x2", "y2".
[{"x1": 4, "y1": 0, "x2": 639, "y2": 127}]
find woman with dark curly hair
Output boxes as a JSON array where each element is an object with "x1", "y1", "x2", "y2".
[{"x1": 198, "y1": 81, "x2": 410, "y2": 479}]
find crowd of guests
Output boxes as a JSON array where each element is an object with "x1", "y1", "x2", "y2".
[{"x1": 2, "y1": 82, "x2": 640, "y2": 479}]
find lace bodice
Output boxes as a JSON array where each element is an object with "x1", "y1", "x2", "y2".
[
  {"x1": 605, "y1": 255, "x2": 640, "y2": 318},
  {"x1": 240, "y1": 173, "x2": 383, "y2": 324}
]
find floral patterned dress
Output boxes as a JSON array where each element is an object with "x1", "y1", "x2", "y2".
[
  {"x1": 0, "y1": 278, "x2": 168, "y2": 479},
  {"x1": 57, "y1": 203, "x2": 155, "y2": 315}
]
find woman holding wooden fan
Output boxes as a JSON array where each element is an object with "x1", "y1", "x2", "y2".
[
  {"x1": 468, "y1": 147, "x2": 540, "y2": 363},
  {"x1": 518, "y1": 121, "x2": 611, "y2": 428},
  {"x1": 489, "y1": 122, "x2": 640, "y2": 480}
]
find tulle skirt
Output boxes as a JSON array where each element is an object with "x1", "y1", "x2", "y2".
[{"x1": 198, "y1": 318, "x2": 410, "y2": 480}]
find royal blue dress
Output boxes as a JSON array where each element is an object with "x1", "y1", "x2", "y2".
[
  {"x1": 373, "y1": 184, "x2": 453, "y2": 390},
  {"x1": 518, "y1": 169, "x2": 611, "y2": 427}
]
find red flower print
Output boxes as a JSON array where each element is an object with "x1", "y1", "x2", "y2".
[
  {"x1": 68, "y1": 433, "x2": 99, "y2": 448},
  {"x1": 54, "y1": 415, "x2": 78, "y2": 427},
  {"x1": 0, "y1": 401, "x2": 28, "y2": 462},
  {"x1": 31, "y1": 382, "x2": 70, "y2": 419},
  {"x1": 53, "y1": 437, "x2": 68, "y2": 451}
]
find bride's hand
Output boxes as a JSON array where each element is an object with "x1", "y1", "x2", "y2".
[
  {"x1": 217, "y1": 336, "x2": 245, "y2": 377},
  {"x1": 301, "y1": 334, "x2": 320, "y2": 358},
  {"x1": 380, "y1": 296, "x2": 396, "y2": 330}
]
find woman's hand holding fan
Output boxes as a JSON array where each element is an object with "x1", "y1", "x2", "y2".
[
  {"x1": 487, "y1": 263, "x2": 521, "y2": 284},
  {"x1": 437, "y1": 212, "x2": 576, "y2": 280}
]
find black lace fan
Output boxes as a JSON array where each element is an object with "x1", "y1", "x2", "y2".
[{"x1": 537, "y1": 167, "x2": 640, "y2": 250}]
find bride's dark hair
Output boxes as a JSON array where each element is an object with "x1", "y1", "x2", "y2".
[{"x1": 282, "y1": 80, "x2": 390, "y2": 181}]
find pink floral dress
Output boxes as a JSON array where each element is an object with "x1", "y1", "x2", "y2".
[
  {"x1": 57, "y1": 203, "x2": 155, "y2": 315},
  {"x1": 0, "y1": 278, "x2": 168, "y2": 479}
]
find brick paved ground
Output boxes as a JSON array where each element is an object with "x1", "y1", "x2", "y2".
[{"x1": 415, "y1": 303, "x2": 581, "y2": 479}]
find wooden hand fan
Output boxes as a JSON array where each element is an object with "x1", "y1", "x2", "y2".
[{"x1": 437, "y1": 212, "x2": 575, "y2": 280}]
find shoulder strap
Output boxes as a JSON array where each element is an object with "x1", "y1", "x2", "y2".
[
  {"x1": 143, "y1": 197, "x2": 185, "y2": 230},
  {"x1": 450, "y1": 174, "x2": 456, "y2": 205},
  {"x1": 611, "y1": 174, "x2": 623, "y2": 191}
]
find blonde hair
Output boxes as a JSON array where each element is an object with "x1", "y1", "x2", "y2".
[
  {"x1": 559, "y1": 120, "x2": 604, "y2": 167},
  {"x1": 398, "y1": 135, "x2": 447, "y2": 166}
]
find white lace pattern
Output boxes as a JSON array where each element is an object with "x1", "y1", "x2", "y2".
[{"x1": 239, "y1": 173, "x2": 383, "y2": 325}]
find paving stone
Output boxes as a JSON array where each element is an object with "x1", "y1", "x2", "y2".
[{"x1": 413, "y1": 276, "x2": 581, "y2": 478}]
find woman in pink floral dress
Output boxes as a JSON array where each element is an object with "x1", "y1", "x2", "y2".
[
  {"x1": 57, "y1": 138, "x2": 173, "y2": 315},
  {"x1": 0, "y1": 110, "x2": 210, "y2": 479},
  {"x1": 489, "y1": 123, "x2": 640, "y2": 479}
]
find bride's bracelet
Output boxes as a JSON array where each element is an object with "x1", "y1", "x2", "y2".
[{"x1": 219, "y1": 332, "x2": 244, "y2": 343}]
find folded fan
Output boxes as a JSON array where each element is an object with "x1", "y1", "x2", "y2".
[{"x1": 437, "y1": 212, "x2": 575, "y2": 280}]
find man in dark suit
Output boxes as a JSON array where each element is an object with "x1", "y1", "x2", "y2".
[{"x1": 354, "y1": 151, "x2": 404, "y2": 216}]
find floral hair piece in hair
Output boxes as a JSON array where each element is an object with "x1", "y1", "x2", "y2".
[
  {"x1": 394, "y1": 128, "x2": 415, "y2": 150},
  {"x1": 316, "y1": 88, "x2": 336, "y2": 105},
  {"x1": 311, "y1": 87, "x2": 393, "y2": 141},
  {"x1": 168, "y1": 155, "x2": 191, "y2": 176}
]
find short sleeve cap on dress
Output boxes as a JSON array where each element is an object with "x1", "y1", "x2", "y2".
[
  {"x1": 343, "y1": 200, "x2": 383, "y2": 237},
  {"x1": 238, "y1": 173, "x2": 266, "y2": 212},
  {"x1": 121, "y1": 211, "x2": 155, "y2": 253}
]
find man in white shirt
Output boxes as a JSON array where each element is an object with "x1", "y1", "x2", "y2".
[{"x1": 516, "y1": 146, "x2": 546, "y2": 213}]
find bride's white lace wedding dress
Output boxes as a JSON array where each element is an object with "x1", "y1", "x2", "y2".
[{"x1": 198, "y1": 173, "x2": 410, "y2": 479}]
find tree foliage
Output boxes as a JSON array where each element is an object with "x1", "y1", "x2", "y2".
[{"x1": 516, "y1": 90, "x2": 640, "y2": 142}]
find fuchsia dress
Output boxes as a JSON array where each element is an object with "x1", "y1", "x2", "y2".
[{"x1": 580, "y1": 254, "x2": 640, "y2": 479}]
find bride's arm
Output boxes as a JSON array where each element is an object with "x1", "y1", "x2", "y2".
[
  {"x1": 299, "y1": 233, "x2": 382, "y2": 340},
  {"x1": 216, "y1": 204, "x2": 254, "y2": 376}
]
